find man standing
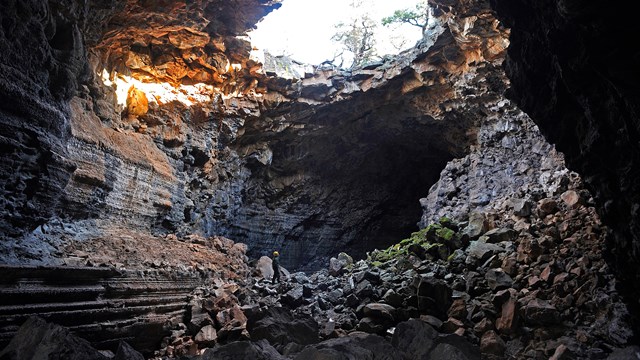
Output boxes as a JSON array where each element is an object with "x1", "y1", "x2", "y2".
[{"x1": 272, "y1": 251, "x2": 281, "y2": 284}]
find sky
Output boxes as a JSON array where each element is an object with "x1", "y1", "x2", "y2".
[{"x1": 248, "y1": 0, "x2": 424, "y2": 66}]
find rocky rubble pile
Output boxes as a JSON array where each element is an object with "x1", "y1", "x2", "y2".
[
  {"x1": 2, "y1": 173, "x2": 638, "y2": 359},
  {"x1": 140, "y1": 175, "x2": 637, "y2": 358}
]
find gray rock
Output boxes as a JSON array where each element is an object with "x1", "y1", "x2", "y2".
[
  {"x1": 522, "y1": 298, "x2": 560, "y2": 325},
  {"x1": 467, "y1": 241, "x2": 505, "y2": 264},
  {"x1": 201, "y1": 339, "x2": 287, "y2": 360},
  {"x1": 282, "y1": 285, "x2": 304, "y2": 307},
  {"x1": 484, "y1": 228, "x2": 517, "y2": 243},
  {"x1": 114, "y1": 341, "x2": 144, "y2": 360},
  {"x1": 382, "y1": 289, "x2": 404, "y2": 307},
  {"x1": 462, "y1": 212, "x2": 488, "y2": 240},
  {"x1": 247, "y1": 307, "x2": 319, "y2": 346},
  {"x1": 485, "y1": 269, "x2": 513, "y2": 291},
  {"x1": 0, "y1": 317, "x2": 109, "y2": 360},
  {"x1": 391, "y1": 319, "x2": 438, "y2": 358},
  {"x1": 511, "y1": 199, "x2": 532, "y2": 217},
  {"x1": 295, "y1": 332, "x2": 401, "y2": 360}
]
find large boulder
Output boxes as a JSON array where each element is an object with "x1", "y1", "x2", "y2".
[
  {"x1": 0, "y1": 317, "x2": 109, "y2": 360},
  {"x1": 295, "y1": 332, "x2": 401, "y2": 360},
  {"x1": 247, "y1": 307, "x2": 319, "y2": 346},
  {"x1": 200, "y1": 339, "x2": 288, "y2": 360},
  {"x1": 391, "y1": 319, "x2": 439, "y2": 358}
]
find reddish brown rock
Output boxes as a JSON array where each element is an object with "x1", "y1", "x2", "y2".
[
  {"x1": 496, "y1": 297, "x2": 518, "y2": 335},
  {"x1": 480, "y1": 330, "x2": 505, "y2": 356},
  {"x1": 448, "y1": 299, "x2": 468, "y2": 320}
]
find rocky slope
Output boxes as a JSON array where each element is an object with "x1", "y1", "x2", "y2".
[
  {"x1": 2, "y1": 171, "x2": 635, "y2": 359},
  {"x1": 489, "y1": 0, "x2": 640, "y2": 314},
  {"x1": 2, "y1": 0, "x2": 640, "y2": 357}
]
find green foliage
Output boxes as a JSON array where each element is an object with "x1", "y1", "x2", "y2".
[
  {"x1": 382, "y1": 2, "x2": 430, "y2": 34},
  {"x1": 436, "y1": 227, "x2": 455, "y2": 241},
  {"x1": 366, "y1": 216, "x2": 462, "y2": 265}
]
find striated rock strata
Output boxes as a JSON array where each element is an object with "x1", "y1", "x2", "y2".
[{"x1": 1, "y1": 0, "x2": 521, "y2": 272}]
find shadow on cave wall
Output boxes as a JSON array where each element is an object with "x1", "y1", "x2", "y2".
[{"x1": 222, "y1": 98, "x2": 473, "y2": 271}]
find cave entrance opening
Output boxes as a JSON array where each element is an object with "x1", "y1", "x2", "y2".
[{"x1": 248, "y1": 0, "x2": 426, "y2": 69}]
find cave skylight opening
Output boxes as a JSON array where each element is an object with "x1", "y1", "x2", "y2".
[{"x1": 249, "y1": 0, "x2": 428, "y2": 69}]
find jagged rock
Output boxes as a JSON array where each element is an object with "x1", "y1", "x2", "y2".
[
  {"x1": 382, "y1": 289, "x2": 404, "y2": 307},
  {"x1": 496, "y1": 297, "x2": 518, "y2": 335},
  {"x1": 391, "y1": 319, "x2": 438, "y2": 357},
  {"x1": 466, "y1": 241, "x2": 505, "y2": 264},
  {"x1": 537, "y1": 198, "x2": 558, "y2": 216},
  {"x1": 441, "y1": 318, "x2": 464, "y2": 334},
  {"x1": 114, "y1": 341, "x2": 145, "y2": 360},
  {"x1": 256, "y1": 256, "x2": 275, "y2": 280},
  {"x1": 416, "y1": 275, "x2": 453, "y2": 318},
  {"x1": 462, "y1": 212, "x2": 489, "y2": 240},
  {"x1": 480, "y1": 330, "x2": 505, "y2": 357},
  {"x1": 447, "y1": 299, "x2": 468, "y2": 320},
  {"x1": 484, "y1": 228, "x2": 517, "y2": 244},
  {"x1": 431, "y1": 334, "x2": 481, "y2": 360},
  {"x1": 522, "y1": 298, "x2": 560, "y2": 325},
  {"x1": 295, "y1": 332, "x2": 401, "y2": 360},
  {"x1": 0, "y1": 317, "x2": 108, "y2": 360},
  {"x1": 607, "y1": 346, "x2": 640, "y2": 360},
  {"x1": 189, "y1": 301, "x2": 214, "y2": 334},
  {"x1": 328, "y1": 252, "x2": 353, "y2": 277},
  {"x1": 200, "y1": 339, "x2": 287, "y2": 360},
  {"x1": 363, "y1": 303, "x2": 396, "y2": 323},
  {"x1": 194, "y1": 325, "x2": 217, "y2": 347},
  {"x1": 356, "y1": 317, "x2": 386, "y2": 334},
  {"x1": 511, "y1": 199, "x2": 532, "y2": 217},
  {"x1": 281, "y1": 285, "x2": 304, "y2": 307},
  {"x1": 485, "y1": 269, "x2": 513, "y2": 291},
  {"x1": 247, "y1": 307, "x2": 319, "y2": 346},
  {"x1": 560, "y1": 190, "x2": 581, "y2": 208}
]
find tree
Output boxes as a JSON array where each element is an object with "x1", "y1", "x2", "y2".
[
  {"x1": 382, "y1": 2, "x2": 430, "y2": 35},
  {"x1": 331, "y1": 16, "x2": 377, "y2": 70}
]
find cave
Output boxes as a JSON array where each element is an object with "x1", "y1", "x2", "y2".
[{"x1": 1, "y1": 0, "x2": 639, "y2": 358}]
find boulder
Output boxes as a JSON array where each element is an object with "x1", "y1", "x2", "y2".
[
  {"x1": 466, "y1": 241, "x2": 505, "y2": 264},
  {"x1": 194, "y1": 325, "x2": 217, "y2": 347},
  {"x1": 447, "y1": 298, "x2": 468, "y2": 320},
  {"x1": 496, "y1": 297, "x2": 518, "y2": 335},
  {"x1": 511, "y1": 199, "x2": 532, "y2": 217},
  {"x1": 484, "y1": 228, "x2": 517, "y2": 243},
  {"x1": 480, "y1": 330, "x2": 505, "y2": 356},
  {"x1": 256, "y1": 256, "x2": 275, "y2": 280},
  {"x1": 417, "y1": 275, "x2": 453, "y2": 318},
  {"x1": 391, "y1": 319, "x2": 438, "y2": 358},
  {"x1": 560, "y1": 190, "x2": 581, "y2": 208},
  {"x1": 114, "y1": 341, "x2": 144, "y2": 360},
  {"x1": 201, "y1": 339, "x2": 287, "y2": 360},
  {"x1": 522, "y1": 298, "x2": 560, "y2": 325},
  {"x1": 432, "y1": 334, "x2": 481, "y2": 360},
  {"x1": 247, "y1": 307, "x2": 319, "y2": 346},
  {"x1": 537, "y1": 198, "x2": 558, "y2": 216},
  {"x1": 485, "y1": 269, "x2": 513, "y2": 291},
  {"x1": 281, "y1": 285, "x2": 304, "y2": 307},
  {"x1": 462, "y1": 212, "x2": 488, "y2": 240},
  {"x1": 0, "y1": 317, "x2": 109, "y2": 360},
  {"x1": 295, "y1": 332, "x2": 401, "y2": 360},
  {"x1": 363, "y1": 303, "x2": 396, "y2": 323},
  {"x1": 382, "y1": 289, "x2": 404, "y2": 307},
  {"x1": 356, "y1": 317, "x2": 385, "y2": 334}
]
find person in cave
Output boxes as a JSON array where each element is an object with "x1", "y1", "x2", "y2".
[{"x1": 272, "y1": 251, "x2": 281, "y2": 285}]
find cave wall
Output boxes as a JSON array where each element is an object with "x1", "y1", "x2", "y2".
[
  {"x1": 1, "y1": 0, "x2": 578, "y2": 274},
  {"x1": 489, "y1": 0, "x2": 640, "y2": 304}
]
